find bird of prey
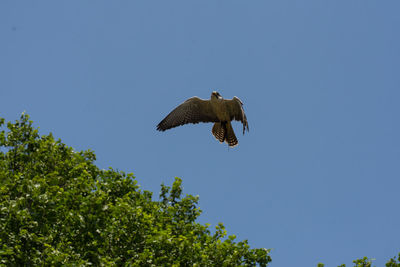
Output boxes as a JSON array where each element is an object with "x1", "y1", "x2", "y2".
[{"x1": 156, "y1": 91, "x2": 249, "y2": 147}]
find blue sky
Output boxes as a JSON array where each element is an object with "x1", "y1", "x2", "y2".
[{"x1": 1, "y1": 1, "x2": 399, "y2": 266}]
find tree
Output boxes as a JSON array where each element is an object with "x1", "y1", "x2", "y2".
[
  {"x1": 317, "y1": 254, "x2": 400, "y2": 267},
  {"x1": 0, "y1": 113, "x2": 271, "y2": 266},
  {"x1": 1, "y1": 114, "x2": 399, "y2": 266}
]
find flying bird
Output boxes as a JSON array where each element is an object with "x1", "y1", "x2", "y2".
[{"x1": 157, "y1": 91, "x2": 249, "y2": 147}]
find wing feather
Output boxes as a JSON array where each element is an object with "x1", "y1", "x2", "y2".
[
  {"x1": 157, "y1": 97, "x2": 218, "y2": 131},
  {"x1": 224, "y1": 97, "x2": 249, "y2": 134}
]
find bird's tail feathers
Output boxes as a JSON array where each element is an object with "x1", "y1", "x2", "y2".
[
  {"x1": 225, "y1": 122, "x2": 238, "y2": 147},
  {"x1": 212, "y1": 122, "x2": 238, "y2": 147},
  {"x1": 212, "y1": 122, "x2": 225, "y2": 143}
]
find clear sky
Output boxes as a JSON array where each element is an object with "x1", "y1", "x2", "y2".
[{"x1": 1, "y1": 1, "x2": 399, "y2": 266}]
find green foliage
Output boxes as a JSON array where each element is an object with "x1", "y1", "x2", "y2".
[
  {"x1": 1, "y1": 113, "x2": 399, "y2": 266},
  {"x1": 351, "y1": 256, "x2": 374, "y2": 267},
  {"x1": 317, "y1": 254, "x2": 400, "y2": 267},
  {"x1": 386, "y1": 253, "x2": 400, "y2": 267},
  {"x1": 0, "y1": 113, "x2": 271, "y2": 266}
]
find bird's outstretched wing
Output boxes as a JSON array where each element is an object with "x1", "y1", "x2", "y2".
[
  {"x1": 157, "y1": 97, "x2": 219, "y2": 131},
  {"x1": 224, "y1": 97, "x2": 249, "y2": 134}
]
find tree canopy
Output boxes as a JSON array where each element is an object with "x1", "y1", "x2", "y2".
[
  {"x1": 0, "y1": 114, "x2": 270, "y2": 266},
  {"x1": 0, "y1": 114, "x2": 399, "y2": 266}
]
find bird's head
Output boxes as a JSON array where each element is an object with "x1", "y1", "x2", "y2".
[{"x1": 211, "y1": 91, "x2": 222, "y2": 100}]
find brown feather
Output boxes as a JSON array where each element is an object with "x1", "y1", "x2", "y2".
[
  {"x1": 212, "y1": 122, "x2": 226, "y2": 143},
  {"x1": 224, "y1": 97, "x2": 249, "y2": 135},
  {"x1": 157, "y1": 97, "x2": 219, "y2": 131},
  {"x1": 225, "y1": 122, "x2": 238, "y2": 147}
]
